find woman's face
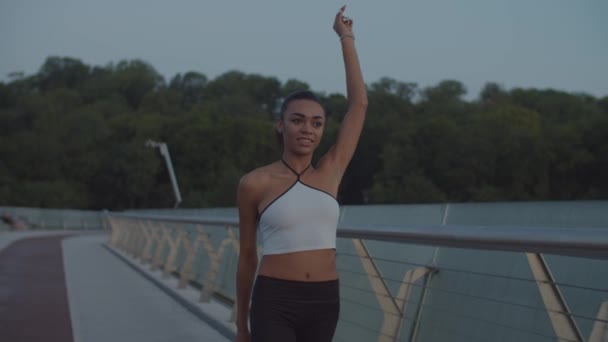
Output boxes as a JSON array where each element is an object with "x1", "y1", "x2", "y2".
[{"x1": 277, "y1": 99, "x2": 326, "y2": 156}]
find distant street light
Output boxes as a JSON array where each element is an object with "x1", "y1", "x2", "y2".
[{"x1": 145, "y1": 140, "x2": 182, "y2": 208}]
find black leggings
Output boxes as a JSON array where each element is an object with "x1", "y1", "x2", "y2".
[{"x1": 250, "y1": 275, "x2": 340, "y2": 342}]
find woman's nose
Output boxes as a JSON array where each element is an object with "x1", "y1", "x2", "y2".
[{"x1": 301, "y1": 123, "x2": 313, "y2": 133}]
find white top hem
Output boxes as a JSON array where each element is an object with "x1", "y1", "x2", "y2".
[{"x1": 262, "y1": 245, "x2": 336, "y2": 255}]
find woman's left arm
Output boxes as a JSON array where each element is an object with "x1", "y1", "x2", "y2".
[{"x1": 322, "y1": 6, "x2": 368, "y2": 177}]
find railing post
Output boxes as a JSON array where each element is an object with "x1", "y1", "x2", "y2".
[
  {"x1": 127, "y1": 221, "x2": 140, "y2": 256},
  {"x1": 200, "y1": 227, "x2": 236, "y2": 302},
  {"x1": 152, "y1": 223, "x2": 170, "y2": 271},
  {"x1": 179, "y1": 226, "x2": 205, "y2": 289},
  {"x1": 199, "y1": 225, "x2": 239, "y2": 303},
  {"x1": 526, "y1": 252, "x2": 583, "y2": 342},
  {"x1": 163, "y1": 226, "x2": 184, "y2": 278},
  {"x1": 121, "y1": 223, "x2": 130, "y2": 252},
  {"x1": 409, "y1": 203, "x2": 449, "y2": 342},
  {"x1": 126, "y1": 221, "x2": 135, "y2": 254},
  {"x1": 227, "y1": 226, "x2": 244, "y2": 323},
  {"x1": 197, "y1": 225, "x2": 215, "y2": 302},
  {"x1": 108, "y1": 217, "x2": 119, "y2": 246},
  {"x1": 407, "y1": 270, "x2": 435, "y2": 342},
  {"x1": 132, "y1": 222, "x2": 146, "y2": 259},
  {"x1": 117, "y1": 219, "x2": 129, "y2": 250},
  {"x1": 352, "y1": 238, "x2": 434, "y2": 342},
  {"x1": 589, "y1": 301, "x2": 608, "y2": 342},
  {"x1": 140, "y1": 221, "x2": 155, "y2": 263},
  {"x1": 117, "y1": 218, "x2": 128, "y2": 249}
]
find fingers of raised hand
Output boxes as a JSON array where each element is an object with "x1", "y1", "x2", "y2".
[
  {"x1": 342, "y1": 16, "x2": 353, "y2": 26},
  {"x1": 333, "y1": 5, "x2": 353, "y2": 34},
  {"x1": 334, "y1": 6, "x2": 345, "y2": 23},
  {"x1": 335, "y1": 7, "x2": 352, "y2": 26}
]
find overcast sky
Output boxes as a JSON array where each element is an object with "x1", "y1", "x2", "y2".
[{"x1": 1, "y1": 0, "x2": 607, "y2": 99}]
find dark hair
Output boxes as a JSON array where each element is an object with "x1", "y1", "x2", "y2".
[
  {"x1": 278, "y1": 90, "x2": 324, "y2": 119},
  {"x1": 275, "y1": 90, "x2": 325, "y2": 146}
]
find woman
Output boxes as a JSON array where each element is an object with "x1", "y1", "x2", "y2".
[{"x1": 236, "y1": 6, "x2": 367, "y2": 342}]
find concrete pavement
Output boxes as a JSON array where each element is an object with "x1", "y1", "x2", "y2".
[{"x1": 0, "y1": 231, "x2": 231, "y2": 342}]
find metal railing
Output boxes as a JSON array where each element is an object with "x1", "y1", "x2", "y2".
[
  {"x1": 1, "y1": 206, "x2": 108, "y2": 232},
  {"x1": 105, "y1": 211, "x2": 608, "y2": 342}
]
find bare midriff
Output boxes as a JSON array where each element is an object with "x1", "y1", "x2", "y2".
[{"x1": 258, "y1": 248, "x2": 338, "y2": 281}]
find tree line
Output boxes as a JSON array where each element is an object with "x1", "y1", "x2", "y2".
[{"x1": 0, "y1": 57, "x2": 606, "y2": 210}]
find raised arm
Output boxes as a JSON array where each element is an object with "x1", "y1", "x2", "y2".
[
  {"x1": 235, "y1": 174, "x2": 259, "y2": 342},
  {"x1": 321, "y1": 6, "x2": 368, "y2": 177}
]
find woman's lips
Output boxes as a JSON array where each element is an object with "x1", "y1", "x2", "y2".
[{"x1": 297, "y1": 137, "x2": 314, "y2": 145}]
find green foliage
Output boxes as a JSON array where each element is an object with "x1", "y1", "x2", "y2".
[
  {"x1": 38, "y1": 57, "x2": 90, "y2": 91},
  {"x1": 0, "y1": 57, "x2": 606, "y2": 209}
]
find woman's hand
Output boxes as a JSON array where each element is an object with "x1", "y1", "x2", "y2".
[{"x1": 333, "y1": 5, "x2": 354, "y2": 38}]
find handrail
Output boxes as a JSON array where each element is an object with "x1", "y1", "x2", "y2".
[
  {"x1": 108, "y1": 212, "x2": 608, "y2": 259},
  {"x1": 112, "y1": 213, "x2": 238, "y2": 226}
]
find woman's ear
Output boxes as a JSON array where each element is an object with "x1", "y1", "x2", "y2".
[{"x1": 276, "y1": 119, "x2": 284, "y2": 134}]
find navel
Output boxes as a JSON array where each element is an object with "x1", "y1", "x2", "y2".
[{"x1": 305, "y1": 272, "x2": 310, "y2": 279}]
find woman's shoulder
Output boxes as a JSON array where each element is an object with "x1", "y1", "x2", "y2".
[{"x1": 238, "y1": 162, "x2": 280, "y2": 192}]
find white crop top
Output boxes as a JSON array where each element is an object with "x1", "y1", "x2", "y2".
[{"x1": 258, "y1": 160, "x2": 340, "y2": 255}]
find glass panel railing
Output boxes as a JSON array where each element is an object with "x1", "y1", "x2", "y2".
[
  {"x1": 9, "y1": 203, "x2": 606, "y2": 341},
  {"x1": 105, "y1": 201, "x2": 608, "y2": 342}
]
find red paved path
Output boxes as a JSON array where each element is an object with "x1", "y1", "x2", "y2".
[{"x1": 0, "y1": 235, "x2": 74, "y2": 342}]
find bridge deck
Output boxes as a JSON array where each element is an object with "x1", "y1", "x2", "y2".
[{"x1": 0, "y1": 232, "x2": 230, "y2": 342}]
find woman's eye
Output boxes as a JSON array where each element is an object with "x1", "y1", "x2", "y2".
[
  {"x1": 292, "y1": 119, "x2": 302, "y2": 124},
  {"x1": 313, "y1": 122, "x2": 323, "y2": 128}
]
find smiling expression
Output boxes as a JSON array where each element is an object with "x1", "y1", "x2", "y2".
[{"x1": 277, "y1": 99, "x2": 326, "y2": 155}]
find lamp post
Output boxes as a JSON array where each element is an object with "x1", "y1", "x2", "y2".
[{"x1": 145, "y1": 140, "x2": 182, "y2": 208}]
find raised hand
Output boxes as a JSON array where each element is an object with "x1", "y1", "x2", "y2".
[{"x1": 333, "y1": 5, "x2": 354, "y2": 38}]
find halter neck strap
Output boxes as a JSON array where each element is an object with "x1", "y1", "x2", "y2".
[{"x1": 281, "y1": 158, "x2": 311, "y2": 179}]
